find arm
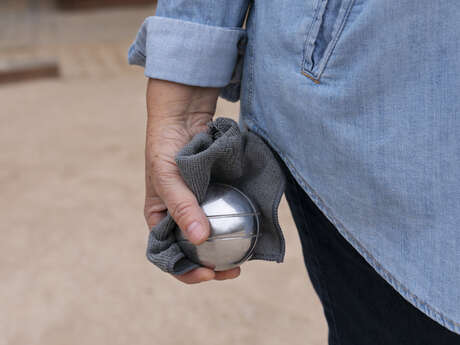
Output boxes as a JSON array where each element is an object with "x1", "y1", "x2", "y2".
[
  {"x1": 129, "y1": 1, "x2": 251, "y2": 284},
  {"x1": 129, "y1": 0, "x2": 250, "y2": 87}
]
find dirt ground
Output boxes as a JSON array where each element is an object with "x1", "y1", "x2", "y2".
[{"x1": 0, "y1": 6, "x2": 327, "y2": 345}]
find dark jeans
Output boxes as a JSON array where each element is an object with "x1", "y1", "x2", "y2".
[{"x1": 283, "y1": 168, "x2": 460, "y2": 345}]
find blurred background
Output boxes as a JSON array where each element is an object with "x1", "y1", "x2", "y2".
[{"x1": 0, "y1": 1, "x2": 327, "y2": 344}]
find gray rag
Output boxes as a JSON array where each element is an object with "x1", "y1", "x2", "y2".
[{"x1": 146, "y1": 117, "x2": 286, "y2": 275}]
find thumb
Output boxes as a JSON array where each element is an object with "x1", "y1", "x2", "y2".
[{"x1": 154, "y1": 169, "x2": 210, "y2": 245}]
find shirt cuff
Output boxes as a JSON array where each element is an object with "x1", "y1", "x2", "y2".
[{"x1": 128, "y1": 16, "x2": 247, "y2": 88}]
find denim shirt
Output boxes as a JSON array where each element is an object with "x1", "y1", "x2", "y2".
[{"x1": 128, "y1": 0, "x2": 460, "y2": 334}]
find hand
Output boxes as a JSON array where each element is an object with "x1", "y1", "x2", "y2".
[{"x1": 144, "y1": 78, "x2": 241, "y2": 284}]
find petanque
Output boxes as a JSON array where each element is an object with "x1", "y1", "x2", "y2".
[{"x1": 175, "y1": 183, "x2": 259, "y2": 271}]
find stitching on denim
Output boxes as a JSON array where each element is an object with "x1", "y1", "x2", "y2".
[
  {"x1": 301, "y1": 0, "x2": 356, "y2": 83},
  {"x1": 315, "y1": 0, "x2": 356, "y2": 80},
  {"x1": 301, "y1": 70, "x2": 321, "y2": 84},
  {"x1": 301, "y1": 0, "x2": 324, "y2": 71},
  {"x1": 308, "y1": 0, "x2": 330, "y2": 71},
  {"x1": 242, "y1": 116, "x2": 460, "y2": 335},
  {"x1": 290, "y1": 185, "x2": 342, "y2": 345}
]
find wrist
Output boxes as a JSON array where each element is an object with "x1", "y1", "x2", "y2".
[{"x1": 146, "y1": 78, "x2": 220, "y2": 121}]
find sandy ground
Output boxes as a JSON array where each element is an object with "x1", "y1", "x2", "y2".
[{"x1": 0, "y1": 6, "x2": 328, "y2": 345}]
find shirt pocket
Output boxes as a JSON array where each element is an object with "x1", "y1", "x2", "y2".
[{"x1": 302, "y1": 0, "x2": 356, "y2": 83}]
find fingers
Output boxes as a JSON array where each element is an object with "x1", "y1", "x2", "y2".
[
  {"x1": 214, "y1": 267, "x2": 241, "y2": 280},
  {"x1": 144, "y1": 195, "x2": 167, "y2": 229},
  {"x1": 145, "y1": 138, "x2": 209, "y2": 244},
  {"x1": 145, "y1": 173, "x2": 210, "y2": 245},
  {"x1": 162, "y1": 178, "x2": 210, "y2": 245},
  {"x1": 144, "y1": 150, "x2": 168, "y2": 229},
  {"x1": 152, "y1": 158, "x2": 210, "y2": 245},
  {"x1": 174, "y1": 267, "x2": 242, "y2": 284},
  {"x1": 174, "y1": 267, "x2": 215, "y2": 284}
]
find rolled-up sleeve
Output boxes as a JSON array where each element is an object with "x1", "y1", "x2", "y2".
[{"x1": 128, "y1": 0, "x2": 250, "y2": 88}]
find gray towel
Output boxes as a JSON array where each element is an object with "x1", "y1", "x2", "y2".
[{"x1": 146, "y1": 117, "x2": 286, "y2": 275}]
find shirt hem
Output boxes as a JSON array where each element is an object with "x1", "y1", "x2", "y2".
[{"x1": 243, "y1": 116, "x2": 460, "y2": 336}]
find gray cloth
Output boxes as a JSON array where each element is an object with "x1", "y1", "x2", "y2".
[{"x1": 146, "y1": 117, "x2": 286, "y2": 275}]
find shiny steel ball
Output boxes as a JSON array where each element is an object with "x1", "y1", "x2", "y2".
[{"x1": 175, "y1": 183, "x2": 259, "y2": 271}]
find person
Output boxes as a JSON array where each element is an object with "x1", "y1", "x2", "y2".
[{"x1": 128, "y1": 1, "x2": 460, "y2": 343}]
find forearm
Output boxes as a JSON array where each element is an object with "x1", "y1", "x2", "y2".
[
  {"x1": 130, "y1": 1, "x2": 249, "y2": 283},
  {"x1": 146, "y1": 79, "x2": 220, "y2": 121}
]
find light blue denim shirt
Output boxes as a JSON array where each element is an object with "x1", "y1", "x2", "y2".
[{"x1": 129, "y1": 0, "x2": 460, "y2": 334}]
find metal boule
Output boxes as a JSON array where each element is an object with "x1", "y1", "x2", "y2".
[{"x1": 175, "y1": 183, "x2": 259, "y2": 271}]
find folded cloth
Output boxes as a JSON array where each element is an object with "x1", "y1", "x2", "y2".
[{"x1": 146, "y1": 117, "x2": 286, "y2": 275}]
